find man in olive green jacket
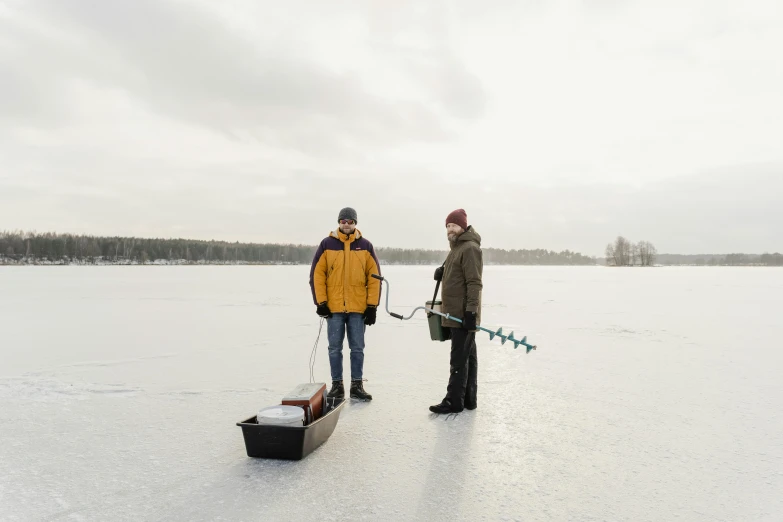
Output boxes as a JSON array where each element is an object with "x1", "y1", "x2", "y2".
[{"x1": 430, "y1": 208, "x2": 483, "y2": 414}]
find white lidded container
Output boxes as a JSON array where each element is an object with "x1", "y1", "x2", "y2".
[{"x1": 256, "y1": 405, "x2": 305, "y2": 426}]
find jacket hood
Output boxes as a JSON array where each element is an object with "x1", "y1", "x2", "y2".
[{"x1": 451, "y1": 226, "x2": 480, "y2": 249}]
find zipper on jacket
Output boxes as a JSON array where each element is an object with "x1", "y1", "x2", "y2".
[{"x1": 343, "y1": 233, "x2": 350, "y2": 313}]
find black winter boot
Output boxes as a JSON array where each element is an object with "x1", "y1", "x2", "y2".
[
  {"x1": 429, "y1": 398, "x2": 463, "y2": 414},
  {"x1": 327, "y1": 380, "x2": 344, "y2": 399},
  {"x1": 349, "y1": 380, "x2": 372, "y2": 401}
]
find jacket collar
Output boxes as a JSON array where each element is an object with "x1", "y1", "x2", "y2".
[{"x1": 330, "y1": 228, "x2": 362, "y2": 243}]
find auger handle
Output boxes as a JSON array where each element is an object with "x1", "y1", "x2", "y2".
[{"x1": 372, "y1": 273, "x2": 400, "y2": 318}]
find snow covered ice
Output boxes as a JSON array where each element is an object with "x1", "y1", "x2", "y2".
[{"x1": 1, "y1": 265, "x2": 782, "y2": 521}]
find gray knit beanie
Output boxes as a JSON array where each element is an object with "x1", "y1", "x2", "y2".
[{"x1": 337, "y1": 207, "x2": 358, "y2": 223}]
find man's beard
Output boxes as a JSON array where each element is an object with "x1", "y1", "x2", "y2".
[{"x1": 447, "y1": 233, "x2": 458, "y2": 243}]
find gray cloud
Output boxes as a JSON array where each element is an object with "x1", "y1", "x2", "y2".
[
  {"x1": 0, "y1": 1, "x2": 485, "y2": 156},
  {"x1": 3, "y1": 156, "x2": 779, "y2": 255}
]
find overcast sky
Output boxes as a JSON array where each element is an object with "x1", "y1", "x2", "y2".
[{"x1": 1, "y1": 0, "x2": 781, "y2": 255}]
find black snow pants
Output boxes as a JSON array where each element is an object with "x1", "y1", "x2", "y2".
[{"x1": 445, "y1": 327, "x2": 478, "y2": 409}]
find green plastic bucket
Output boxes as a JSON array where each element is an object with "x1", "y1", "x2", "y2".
[{"x1": 426, "y1": 301, "x2": 450, "y2": 342}]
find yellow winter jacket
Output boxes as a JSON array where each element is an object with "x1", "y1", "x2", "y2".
[{"x1": 309, "y1": 228, "x2": 381, "y2": 313}]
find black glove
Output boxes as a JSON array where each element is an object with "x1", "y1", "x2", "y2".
[
  {"x1": 363, "y1": 306, "x2": 377, "y2": 326},
  {"x1": 316, "y1": 302, "x2": 332, "y2": 318},
  {"x1": 463, "y1": 311, "x2": 477, "y2": 331},
  {"x1": 434, "y1": 266, "x2": 444, "y2": 281}
]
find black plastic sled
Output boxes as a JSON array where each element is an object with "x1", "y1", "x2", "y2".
[{"x1": 237, "y1": 397, "x2": 346, "y2": 460}]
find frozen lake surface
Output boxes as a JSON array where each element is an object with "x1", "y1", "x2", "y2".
[{"x1": 1, "y1": 265, "x2": 781, "y2": 521}]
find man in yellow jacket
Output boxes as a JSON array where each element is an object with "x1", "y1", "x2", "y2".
[{"x1": 309, "y1": 207, "x2": 381, "y2": 401}]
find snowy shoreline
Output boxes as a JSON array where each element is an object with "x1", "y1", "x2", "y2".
[{"x1": 0, "y1": 257, "x2": 601, "y2": 267}]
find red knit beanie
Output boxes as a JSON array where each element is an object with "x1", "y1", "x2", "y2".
[{"x1": 445, "y1": 209, "x2": 468, "y2": 231}]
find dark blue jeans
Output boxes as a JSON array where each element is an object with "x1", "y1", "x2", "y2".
[{"x1": 327, "y1": 313, "x2": 366, "y2": 381}]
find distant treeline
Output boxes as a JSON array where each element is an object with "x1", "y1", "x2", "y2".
[
  {"x1": 656, "y1": 253, "x2": 783, "y2": 266},
  {"x1": 379, "y1": 247, "x2": 595, "y2": 265},
  {"x1": 0, "y1": 231, "x2": 596, "y2": 266}
]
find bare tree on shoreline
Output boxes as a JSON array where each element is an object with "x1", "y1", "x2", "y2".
[{"x1": 605, "y1": 236, "x2": 657, "y2": 266}]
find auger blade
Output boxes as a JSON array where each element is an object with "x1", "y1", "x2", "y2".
[
  {"x1": 476, "y1": 323, "x2": 536, "y2": 353},
  {"x1": 490, "y1": 327, "x2": 507, "y2": 343},
  {"x1": 501, "y1": 331, "x2": 513, "y2": 345}
]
